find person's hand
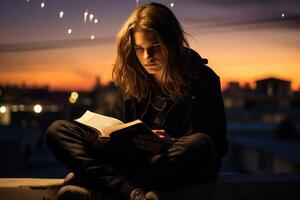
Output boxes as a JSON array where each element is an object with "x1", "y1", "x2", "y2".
[
  {"x1": 167, "y1": 133, "x2": 212, "y2": 162},
  {"x1": 133, "y1": 130, "x2": 173, "y2": 154},
  {"x1": 152, "y1": 130, "x2": 173, "y2": 145},
  {"x1": 84, "y1": 131, "x2": 108, "y2": 149}
]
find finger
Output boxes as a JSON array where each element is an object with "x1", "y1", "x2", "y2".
[
  {"x1": 168, "y1": 146, "x2": 184, "y2": 154},
  {"x1": 133, "y1": 139, "x2": 163, "y2": 154},
  {"x1": 152, "y1": 130, "x2": 170, "y2": 138},
  {"x1": 137, "y1": 134, "x2": 160, "y2": 141},
  {"x1": 152, "y1": 129, "x2": 165, "y2": 135},
  {"x1": 135, "y1": 137, "x2": 166, "y2": 150},
  {"x1": 134, "y1": 143, "x2": 158, "y2": 154},
  {"x1": 168, "y1": 151, "x2": 182, "y2": 157},
  {"x1": 168, "y1": 149, "x2": 185, "y2": 158},
  {"x1": 177, "y1": 137, "x2": 190, "y2": 143},
  {"x1": 172, "y1": 142, "x2": 186, "y2": 148},
  {"x1": 133, "y1": 138, "x2": 162, "y2": 148},
  {"x1": 134, "y1": 142, "x2": 161, "y2": 154},
  {"x1": 152, "y1": 129, "x2": 165, "y2": 133}
]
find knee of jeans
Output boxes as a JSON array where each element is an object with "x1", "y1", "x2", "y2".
[
  {"x1": 46, "y1": 120, "x2": 69, "y2": 143},
  {"x1": 182, "y1": 134, "x2": 217, "y2": 164},
  {"x1": 192, "y1": 133, "x2": 211, "y2": 145}
]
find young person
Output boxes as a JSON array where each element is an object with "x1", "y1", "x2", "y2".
[{"x1": 46, "y1": 2, "x2": 228, "y2": 200}]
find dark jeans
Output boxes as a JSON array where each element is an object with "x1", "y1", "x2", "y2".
[{"x1": 46, "y1": 120, "x2": 219, "y2": 196}]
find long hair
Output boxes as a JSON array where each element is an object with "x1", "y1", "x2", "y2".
[{"x1": 112, "y1": 2, "x2": 190, "y2": 101}]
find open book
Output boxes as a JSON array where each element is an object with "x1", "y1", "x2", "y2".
[{"x1": 75, "y1": 110, "x2": 155, "y2": 153}]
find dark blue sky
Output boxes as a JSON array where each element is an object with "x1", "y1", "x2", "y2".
[
  {"x1": 1, "y1": 0, "x2": 299, "y2": 44},
  {"x1": 1, "y1": 0, "x2": 300, "y2": 91}
]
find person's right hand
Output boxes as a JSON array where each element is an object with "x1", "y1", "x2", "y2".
[{"x1": 133, "y1": 130, "x2": 173, "y2": 154}]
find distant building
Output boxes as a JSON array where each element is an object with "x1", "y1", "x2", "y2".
[
  {"x1": 223, "y1": 77, "x2": 300, "y2": 123},
  {"x1": 255, "y1": 77, "x2": 292, "y2": 109},
  {"x1": 256, "y1": 77, "x2": 292, "y2": 97},
  {"x1": 0, "y1": 77, "x2": 119, "y2": 126},
  {"x1": 223, "y1": 81, "x2": 256, "y2": 109},
  {"x1": 292, "y1": 91, "x2": 300, "y2": 107},
  {"x1": 88, "y1": 76, "x2": 119, "y2": 115},
  {"x1": 224, "y1": 77, "x2": 293, "y2": 110}
]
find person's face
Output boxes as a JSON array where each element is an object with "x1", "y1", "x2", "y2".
[{"x1": 133, "y1": 30, "x2": 165, "y2": 77}]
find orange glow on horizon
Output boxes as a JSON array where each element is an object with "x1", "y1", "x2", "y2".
[
  {"x1": 1, "y1": 73, "x2": 299, "y2": 92},
  {"x1": 1, "y1": 29, "x2": 300, "y2": 92}
]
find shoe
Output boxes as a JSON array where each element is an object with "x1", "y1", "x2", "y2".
[
  {"x1": 57, "y1": 172, "x2": 92, "y2": 200},
  {"x1": 58, "y1": 172, "x2": 121, "y2": 200},
  {"x1": 63, "y1": 172, "x2": 87, "y2": 186},
  {"x1": 57, "y1": 185, "x2": 92, "y2": 200}
]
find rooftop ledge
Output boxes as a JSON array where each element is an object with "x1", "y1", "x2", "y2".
[{"x1": 1, "y1": 173, "x2": 300, "y2": 200}]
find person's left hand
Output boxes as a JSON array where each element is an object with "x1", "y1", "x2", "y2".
[
  {"x1": 133, "y1": 130, "x2": 172, "y2": 154},
  {"x1": 84, "y1": 131, "x2": 108, "y2": 149}
]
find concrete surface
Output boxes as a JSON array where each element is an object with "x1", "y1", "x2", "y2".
[
  {"x1": 1, "y1": 174, "x2": 300, "y2": 200},
  {"x1": 0, "y1": 178, "x2": 63, "y2": 200}
]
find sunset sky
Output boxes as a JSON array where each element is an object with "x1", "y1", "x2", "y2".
[{"x1": 1, "y1": 0, "x2": 300, "y2": 91}]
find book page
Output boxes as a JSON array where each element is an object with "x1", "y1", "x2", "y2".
[
  {"x1": 104, "y1": 119, "x2": 143, "y2": 136},
  {"x1": 75, "y1": 110, "x2": 124, "y2": 136}
]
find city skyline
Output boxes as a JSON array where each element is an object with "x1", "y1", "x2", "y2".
[
  {"x1": 1, "y1": 0, "x2": 300, "y2": 91},
  {"x1": 0, "y1": 75, "x2": 297, "y2": 93}
]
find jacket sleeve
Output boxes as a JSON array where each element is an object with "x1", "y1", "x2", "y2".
[
  {"x1": 165, "y1": 73, "x2": 228, "y2": 181},
  {"x1": 186, "y1": 49, "x2": 228, "y2": 159},
  {"x1": 197, "y1": 73, "x2": 228, "y2": 159}
]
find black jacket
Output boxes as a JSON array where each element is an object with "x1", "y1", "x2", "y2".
[
  {"x1": 111, "y1": 49, "x2": 228, "y2": 158},
  {"x1": 108, "y1": 49, "x2": 228, "y2": 196}
]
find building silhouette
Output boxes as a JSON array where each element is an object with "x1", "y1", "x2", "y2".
[{"x1": 223, "y1": 77, "x2": 294, "y2": 110}]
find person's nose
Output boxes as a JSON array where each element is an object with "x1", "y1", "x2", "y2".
[{"x1": 143, "y1": 49, "x2": 153, "y2": 59}]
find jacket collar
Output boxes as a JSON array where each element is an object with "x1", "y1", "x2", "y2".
[{"x1": 183, "y1": 48, "x2": 208, "y2": 81}]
